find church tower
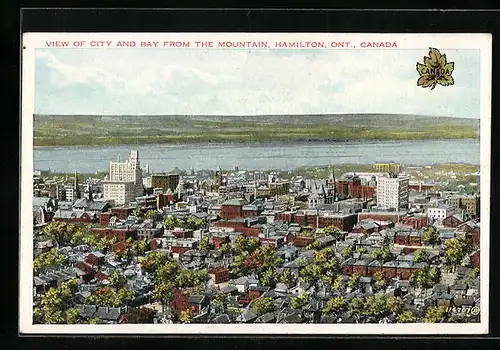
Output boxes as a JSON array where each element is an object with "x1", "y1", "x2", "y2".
[{"x1": 74, "y1": 168, "x2": 81, "y2": 200}]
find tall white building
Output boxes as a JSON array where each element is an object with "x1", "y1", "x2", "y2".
[
  {"x1": 108, "y1": 150, "x2": 143, "y2": 196},
  {"x1": 376, "y1": 174, "x2": 410, "y2": 210},
  {"x1": 103, "y1": 150, "x2": 144, "y2": 206}
]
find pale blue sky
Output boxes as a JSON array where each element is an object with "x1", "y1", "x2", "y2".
[{"x1": 34, "y1": 48, "x2": 481, "y2": 118}]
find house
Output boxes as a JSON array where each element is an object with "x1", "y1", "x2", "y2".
[
  {"x1": 220, "y1": 199, "x2": 248, "y2": 220},
  {"x1": 396, "y1": 261, "x2": 413, "y2": 280},
  {"x1": 248, "y1": 285, "x2": 269, "y2": 300},
  {"x1": 93, "y1": 306, "x2": 123, "y2": 323},
  {"x1": 341, "y1": 258, "x2": 356, "y2": 275},
  {"x1": 352, "y1": 259, "x2": 368, "y2": 276},
  {"x1": 276, "y1": 245, "x2": 299, "y2": 262},
  {"x1": 52, "y1": 209, "x2": 94, "y2": 223},
  {"x1": 235, "y1": 309, "x2": 258, "y2": 323},
  {"x1": 367, "y1": 260, "x2": 382, "y2": 276},
  {"x1": 442, "y1": 213, "x2": 465, "y2": 228},
  {"x1": 75, "y1": 304, "x2": 98, "y2": 320},
  {"x1": 316, "y1": 235, "x2": 336, "y2": 249},
  {"x1": 359, "y1": 276, "x2": 373, "y2": 294},
  {"x1": 286, "y1": 233, "x2": 315, "y2": 248},
  {"x1": 381, "y1": 261, "x2": 397, "y2": 279},
  {"x1": 75, "y1": 261, "x2": 94, "y2": 282},
  {"x1": 187, "y1": 295, "x2": 209, "y2": 315},
  {"x1": 274, "y1": 282, "x2": 289, "y2": 295},
  {"x1": 230, "y1": 277, "x2": 250, "y2": 293},
  {"x1": 211, "y1": 234, "x2": 230, "y2": 249},
  {"x1": 351, "y1": 222, "x2": 378, "y2": 235},
  {"x1": 92, "y1": 226, "x2": 137, "y2": 242},
  {"x1": 208, "y1": 266, "x2": 230, "y2": 285}
]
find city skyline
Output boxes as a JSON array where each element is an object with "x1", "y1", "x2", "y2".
[{"x1": 35, "y1": 48, "x2": 480, "y2": 118}]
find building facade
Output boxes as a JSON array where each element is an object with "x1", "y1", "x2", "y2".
[
  {"x1": 108, "y1": 150, "x2": 143, "y2": 197},
  {"x1": 102, "y1": 181, "x2": 136, "y2": 206},
  {"x1": 376, "y1": 174, "x2": 410, "y2": 210},
  {"x1": 373, "y1": 162, "x2": 401, "y2": 173}
]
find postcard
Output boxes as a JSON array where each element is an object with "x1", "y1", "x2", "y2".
[{"x1": 20, "y1": 32, "x2": 491, "y2": 334}]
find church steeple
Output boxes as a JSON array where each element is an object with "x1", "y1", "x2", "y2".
[{"x1": 74, "y1": 168, "x2": 80, "y2": 199}]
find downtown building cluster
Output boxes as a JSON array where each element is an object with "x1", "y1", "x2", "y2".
[{"x1": 31, "y1": 151, "x2": 481, "y2": 325}]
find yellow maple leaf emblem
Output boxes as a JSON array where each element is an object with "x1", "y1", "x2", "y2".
[{"x1": 416, "y1": 48, "x2": 455, "y2": 90}]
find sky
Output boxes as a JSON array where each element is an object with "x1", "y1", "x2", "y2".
[{"x1": 34, "y1": 48, "x2": 481, "y2": 118}]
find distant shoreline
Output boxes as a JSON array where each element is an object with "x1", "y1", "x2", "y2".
[{"x1": 33, "y1": 135, "x2": 478, "y2": 148}]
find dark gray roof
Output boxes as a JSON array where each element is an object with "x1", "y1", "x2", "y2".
[
  {"x1": 77, "y1": 304, "x2": 98, "y2": 318},
  {"x1": 236, "y1": 309, "x2": 258, "y2": 322},
  {"x1": 94, "y1": 306, "x2": 122, "y2": 321},
  {"x1": 254, "y1": 312, "x2": 276, "y2": 323},
  {"x1": 382, "y1": 261, "x2": 397, "y2": 268},
  {"x1": 368, "y1": 260, "x2": 381, "y2": 267},
  {"x1": 211, "y1": 314, "x2": 231, "y2": 323},
  {"x1": 188, "y1": 295, "x2": 207, "y2": 304}
]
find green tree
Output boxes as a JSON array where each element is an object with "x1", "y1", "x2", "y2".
[
  {"x1": 331, "y1": 274, "x2": 344, "y2": 291},
  {"x1": 306, "y1": 240, "x2": 321, "y2": 250},
  {"x1": 43, "y1": 221, "x2": 77, "y2": 245},
  {"x1": 144, "y1": 209, "x2": 158, "y2": 220},
  {"x1": 379, "y1": 248, "x2": 393, "y2": 263},
  {"x1": 422, "y1": 226, "x2": 440, "y2": 246},
  {"x1": 88, "y1": 316, "x2": 101, "y2": 324},
  {"x1": 441, "y1": 235, "x2": 470, "y2": 272},
  {"x1": 259, "y1": 268, "x2": 277, "y2": 287},
  {"x1": 466, "y1": 267, "x2": 479, "y2": 283},
  {"x1": 138, "y1": 251, "x2": 169, "y2": 273},
  {"x1": 130, "y1": 239, "x2": 148, "y2": 256},
  {"x1": 65, "y1": 308, "x2": 81, "y2": 324},
  {"x1": 348, "y1": 297, "x2": 365, "y2": 316},
  {"x1": 410, "y1": 266, "x2": 440, "y2": 289},
  {"x1": 365, "y1": 294, "x2": 388, "y2": 317},
  {"x1": 234, "y1": 235, "x2": 260, "y2": 254},
  {"x1": 108, "y1": 270, "x2": 127, "y2": 289},
  {"x1": 250, "y1": 297, "x2": 275, "y2": 316},
  {"x1": 320, "y1": 226, "x2": 345, "y2": 241},
  {"x1": 33, "y1": 278, "x2": 79, "y2": 324},
  {"x1": 397, "y1": 310, "x2": 417, "y2": 323},
  {"x1": 33, "y1": 248, "x2": 65, "y2": 274},
  {"x1": 289, "y1": 293, "x2": 309, "y2": 309},
  {"x1": 220, "y1": 243, "x2": 233, "y2": 255},
  {"x1": 413, "y1": 249, "x2": 430, "y2": 263},
  {"x1": 197, "y1": 235, "x2": 214, "y2": 251},
  {"x1": 355, "y1": 247, "x2": 367, "y2": 254},
  {"x1": 164, "y1": 216, "x2": 180, "y2": 230},
  {"x1": 186, "y1": 217, "x2": 204, "y2": 230},
  {"x1": 278, "y1": 269, "x2": 297, "y2": 288},
  {"x1": 133, "y1": 206, "x2": 143, "y2": 218},
  {"x1": 322, "y1": 296, "x2": 345, "y2": 314},
  {"x1": 424, "y1": 306, "x2": 448, "y2": 323},
  {"x1": 299, "y1": 263, "x2": 322, "y2": 285},
  {"x1": 372, "y1": 270, "x2": 387, "y2": 292},
  {"x1": 370, "y1": 248, "x2": 381, "y2": 261},
  {"x1": 347, "y1": 273, "x2": 361, "y2": 290},
  {"x1": 386, "y1": 296, "x2": 405, "y2": 315},
  {"x1": 211, "y1": 292, "x2": 228, "y2": 311},
  {"x1": 340, "y1": 246, "x2": 353, "y2": 259}
]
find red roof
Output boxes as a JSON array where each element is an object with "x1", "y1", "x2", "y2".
[
  {"x1": 84, "y1": 253, "x2": 99, "y2": 267},
  {"x1": 75, "y1": 261, "x2": 93, "y2": 274}
]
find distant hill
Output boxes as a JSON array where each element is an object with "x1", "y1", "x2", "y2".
[{"x1": 33, "y1": 113, "x2": 479, "y2": 146}]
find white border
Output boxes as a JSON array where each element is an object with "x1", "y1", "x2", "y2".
[{"x1": 20, "y1": 32, "x2": 491, "y2": 335}]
